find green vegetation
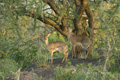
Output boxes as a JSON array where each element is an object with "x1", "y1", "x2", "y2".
[
  {"x1": 0, "y1": 0, "x2": 120, "y2": 80},
  {"x1": 53, "y1": 63, "x2": 120, "y2": 80},
  {"x1": 0, "y1": 59, "x2": 19, "y2": 80}
]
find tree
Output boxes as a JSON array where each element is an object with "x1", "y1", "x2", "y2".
[
  {"x1": 0, "y1": 0, "x2": 94, "y2": 58},
  {"x1": 1, "y1": 0, "x2": 119, "y2": 59},
  {"x1": 27, "y1": 0, "x2": 94, "y2": 58},
  {"x1": 1, "y1": 0, "x2": 120, "y2": 75}
]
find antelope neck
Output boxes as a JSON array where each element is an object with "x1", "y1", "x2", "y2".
[{"x1": 45, "y1": 38, "x2": 48, "y2": 46}]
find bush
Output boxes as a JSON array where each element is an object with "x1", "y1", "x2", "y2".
[
  {"x1": 0, "y1": 58, "x2": 19, "y2": 80},
  {"x1": 52, "y1": 63, "x2": 120, "y2": 80}
]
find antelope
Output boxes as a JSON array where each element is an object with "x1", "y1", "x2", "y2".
[
  {"x1": 67, "y1": 27, "x2": 91, "y2": 58},
  {"x1": 45, "y1": 33, "x2": 68, "y2": 64}
]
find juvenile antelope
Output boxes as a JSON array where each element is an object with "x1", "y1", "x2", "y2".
[
  {"x1": 67, "y1": 27, "x2": 91, "y2": 58},
  {"x1": 45, "y1": 33, "x2": 68, "y2": 64}
]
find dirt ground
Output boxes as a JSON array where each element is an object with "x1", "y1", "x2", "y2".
[
  {"x1": 5, "y1": 57, "x2": 105, "y2": 80},
  {"x1": 26, "y1": 56, "x2": 105, "y2": 80}
]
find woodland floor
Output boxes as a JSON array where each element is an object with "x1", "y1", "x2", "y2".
[
  {"x1": 25, "y1": 56, "x2": 105, "y2": 80},
  {"x1": 5, "y1": 49, "x2": 105, "y2": 80}
]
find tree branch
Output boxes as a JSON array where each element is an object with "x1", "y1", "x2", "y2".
[
  {"x1": 61, "y1": 15, "x2": 67, "y2": 31},
  {"x1": 43, "y1": 0, "x2": 67, "y2": 32},
  {"x1": 75, "y1": 0, "x2": 80, "y2": 7},
  {"x1": 74, "y1": 0, "x2": 87, "y2": 31},
  {"x1": 43, "y1": 0, "x2": 60, "y2": 15},
  {"x1": 85, "y1": 4, "x2": 93, "y2": 28},
  {"x1": 28, "y1": 12, "x2": 67, "y2": 36},
  {"x1": 75, "y1": 0, "x2": 81, "y2": 11},
  {"x1": 77, "y1": 0, "x2": 88, "y2": 22}
]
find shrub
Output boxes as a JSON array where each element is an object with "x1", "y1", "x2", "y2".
[{"x1": 0, "y1": 58, "x2": 19, "y2": 80}]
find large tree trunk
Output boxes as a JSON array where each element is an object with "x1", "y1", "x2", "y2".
[{"x1": 73, "y1": 0, "x2": 94, "y2": 58}]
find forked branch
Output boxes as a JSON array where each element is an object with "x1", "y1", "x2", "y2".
[
  {"x1": 43, "y1": 0, "x2": 60, "y2": 15},
  {"x1": 28, "y1": 12, "x2": 67, "y2": 36},
  {"x1": 74, "y1": 0, "x2": 93, "y2": 33}
]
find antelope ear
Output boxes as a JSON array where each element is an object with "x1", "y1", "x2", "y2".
[{"x1": 47, "y1": 33, "x2": 51, "y2": 37}]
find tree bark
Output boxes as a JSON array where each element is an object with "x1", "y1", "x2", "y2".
[{"x1": 73, "y1": 0, "x2": 94, "y2": 58}]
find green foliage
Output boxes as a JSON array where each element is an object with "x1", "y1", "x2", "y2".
[
  {"x1": 0, "y1": 50, "x2": 7, "y2": 59},
  {"x1": 0, "y1": 0, "x2": 120, "y2": 79},
  {"x1": 36, "y1": 51, "x2": 49, "y2": 67},
  {"x1": 108, "y1": 55, "x2": 120, "y2": 73},
  {"x1": 90, "y1": 0, "x2": 120, "y2": 74},
  {"x1": 6, "y1": 40, "x2": 38, "y2": 69},
  {"x1": 53, "y1": 63, "x2": 120, "y2": 80},
  {"x1": 0, "y1": 58, "x2": 19, "y2": 79}
]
